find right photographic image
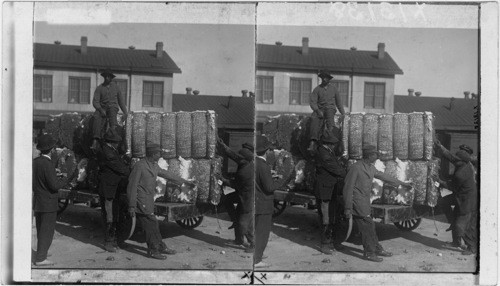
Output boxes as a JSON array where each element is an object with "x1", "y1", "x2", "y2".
[{"x1": 253, "y1": 2, "x2": 479, "y2": 274}]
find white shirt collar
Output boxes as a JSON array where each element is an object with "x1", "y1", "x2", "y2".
[
  {"x1": 257, "y1": 155, "x2": 266, "y2": 162},
  {"x1": 42, "y1": 154, "x2": 51, "y2": 160}
]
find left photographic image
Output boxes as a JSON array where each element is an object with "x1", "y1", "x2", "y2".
[{"x1": 31, "y1": 2, "x2": 256, "y2": 276}]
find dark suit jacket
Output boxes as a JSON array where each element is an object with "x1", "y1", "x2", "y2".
[
  {"x1": 315, "y1": 144, "x2": 346, "y2": 200},
  {"x1": 452, "y1": 163, "x2": 477, "y2": 215},
  {"x1": 255, "y1": 157, "x2": 279, "y2": 215},
  {"x1": 32, "y1": 155, "x2": 67, "y2": 212},
  {"x1": 98, "y1": 143, "x2": 130, "y2": 198}
]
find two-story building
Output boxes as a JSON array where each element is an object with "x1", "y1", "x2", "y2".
[
  {"x1": 33, "y1": 36, "x2": 181, "y2": 131},
  {"x1": 255, "y1": 37, "x2": 403, "y2": 131}
]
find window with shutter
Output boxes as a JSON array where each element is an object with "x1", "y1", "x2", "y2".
[
  {"x1": 143, "y1": 81, "x2": 164, "y2": 107},
  {"x1": 34, "y1": 75, "x2": 53, "y2": 102},
  {"x1": 68, "y1": 77, "x2": 90, "y2": 104},
  {"x1": 290, "y1": 78, "x2": 312, "y2": 105},
  {"x1": 256, "y1": 76, "x2": 273, "y2": 104},
  {"x1": 364, "y1": 82, "x2": 385, "y2": 109},
  {"x1": 332, "y1": 80, "x2": 349, "y2": 107}
]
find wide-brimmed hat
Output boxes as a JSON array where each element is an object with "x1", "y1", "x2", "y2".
[
  {"x1": 37, "y1": 134, "x2": 56, "y2": 151},
  {"x1": 318, "y1": 71, "x2": 333, "y2": 80},
  {"x1": 455, "y1": 150, "x2": 471, "y2": 162},
  {"x1": 362, "y1": 145, "x2": 379, "y2": 156},
  {"x1": 100, "y1": 69, "x2": 116, "y2": 79},
  {"x1": 146, "y1": 143, "x2": 162, "y2": 154},
  {"x1": 459, "y1": 144, "x2": 474, "y2": 155},
  {"x1": 321, "y1": 133, "x2": 339, "y2": 144},
  {"x1": 103, "y1": 131, "x2": 122, "y2": 143},
  {"x1": 256, "y1": 135, "x2": 272, "y2": 153},
  {"x1": 239, "y1": 148, "x2": 254, "y2": 161},
  {"x1": 242, "y1": 142, "x2": 254, "y2": 152}
]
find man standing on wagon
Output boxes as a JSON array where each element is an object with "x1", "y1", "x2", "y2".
[
  {"x1": 307, "y1": 71, "x2": 346, "y2": 154},
  {"x1": 91, "y1": 69, "x2": 128, "y2": 151},
  {"x1": 127, "y1": 143, "x2": 194, "y2": 260},
  {"x1": 343, "y1": 145, "x2": 412, "y2": 262}
]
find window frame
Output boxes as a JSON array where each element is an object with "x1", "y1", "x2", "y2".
[
  {"x1": 68, "y1": 76, "x2": 91, "y2": 104},
  {"x1": 331, "y1": 80, "x2": 350, "y2": 108},
  {"x1": 364, "y1": 82, "x2": 386, "y2": 109},
  {"x1": 114, "y1": 79, "x2": 128, "y2": 100},
  {"x1": 33, "y1": 74, "x2": 53, "y2": 103},
  {"x1": 256, "y1": 76, "x2": 274, "y2": 104},
  {"x1": 289, "y1": 77, "x2": 312, "y2": 105},
  {"x1": 142, "y1": 81, "x2": 164, "y2": 108}
]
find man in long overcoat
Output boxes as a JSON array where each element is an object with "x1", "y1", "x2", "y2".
[{"x1": 97, "y1": 131, "x2": 130, "y2": 252}]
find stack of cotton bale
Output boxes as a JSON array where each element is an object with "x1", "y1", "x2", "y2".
[{"x1": 124, "y1": 110, "x2": 221, "y2": 205}]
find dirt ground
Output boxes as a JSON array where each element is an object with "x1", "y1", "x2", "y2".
[{"x1": 31, "y1": 202, "x2": 477, "y2": 274}]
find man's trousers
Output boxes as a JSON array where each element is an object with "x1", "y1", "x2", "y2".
[
  {"x1": 35, "y1": 211, "x2": 57, "y2": 262},
  {"x1": 254, "y1": 213, "x2": 272, "y2": 263},
  {"x1": 136, "y1": 213, "x2": 163, "y2": 252}
]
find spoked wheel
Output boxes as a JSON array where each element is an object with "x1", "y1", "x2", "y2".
[
  {"x1": 273, "y1": 200, "x2": 287, "y2": 218},
  {"x1": 57, "y1": 198, "x2": 69, "y2": 215},
  {"x1": 176, "y1": 216, "x2": 204, "y2": 229},
  {"x1": 394, "y1": 218, "x2": 422, "y2": 231}
]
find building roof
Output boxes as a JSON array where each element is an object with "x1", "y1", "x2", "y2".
[
  {"x1": 34, "y1": 43, "x2": 181, "y2": 75},
  {"x1": 394, "y1": 95, "x2": 478, "y2": 131},
  {"x1": 257, "y1": 44, "x2": 403, "y2": 76},
  {"x1": 172, "y1": 94, "x2": 254, "y2": 129}
]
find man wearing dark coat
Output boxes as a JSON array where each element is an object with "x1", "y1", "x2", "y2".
[
  {"x1": 33, "y1": 134, "x2": 75, "y2": 266},
  {"x1": 254, "y1": 135, "x2": 281, "y2": 268},
  {"x1": 218, "y1": 139, "x2": 255, "y2": 250},
  {"x1": 436, "y1": 142, "x2": 478, "y2": 255},
  {"x1": 127, "y1": 143, "x2": 194, "y2": 260},
  {"x1": 314, "y1": 133, "x2": 346, "y2": 254},
  {"x1": 97, "y1": 131, "x2": 130, "y2": 252},
  {"x1": 343, "y1": 145, "x2": 412, "y2": 262}
]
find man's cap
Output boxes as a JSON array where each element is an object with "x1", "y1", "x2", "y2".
[
  {"x1": 455, "y1": 150, "x2": 471, "y2": 162},
  {"x1": 103, "y1": 131, "x2": 122, "y2": 143},
  {"x1": 362, "y1": 145, "x2": 379, "y2": 155},
  {"x1": 36, "y1": 134, "x2": 57, "y2": 151},
  {"x1": 459, "y1": 144, "x2": 474, "y2": 155},
  {"x1": 318, "y1": 71, "x2": 333, "y2": 80},
  {"x1": 239, "y1": 148, "x2": 254, "y2": 161},
  {"x1": 242, "y1": 142, "x2": 254, "y2": 152},
  {"x1": 146, "y1": 143, "x2": 162, "y2": 154},
  {"x1": 256, "y1": 135, "x2": 272, "y2": 153},
  {"x1": 100, "y1": 69, "x2": 116, "y2": 79}
]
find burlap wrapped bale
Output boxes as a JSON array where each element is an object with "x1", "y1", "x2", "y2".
[
  {"x1": 192, "y1": 159, "x2": 211, "y2": 203},
  {"x1": 342, "y1": 114, "x2": 350, "y2": 158},
  {"x1": 408, "y1": 112, "x2": 425, "y2": 160},
  {"x1": 371, "y1": 159, "x2": 385, "y2": 204},
  {"x1": 363, "y1": 113, "x2": 379, "y2": 150},
  {"x1": 277, "y1": 114, "x2": 300, "y2": 151},
  {"x1": 378, "y1": 114, "x2": 394, "y2": 161},
  {"x1": 191, "y1": 111, "x2": 208, "y2": 158},
  {"x1": 165, "y1": 159, "x2": 181, "y2": 201},
  {"x1": 206, "y1": 111, "x2": 217, "y2": 158},
  {"x1": 51, "y1": 148, "x2": 77, "y2": 187},
  {"x1": 393, "y1": 113, "x2": 409, "y2": 160},
  {"x1": 132, "y1": 111, "x2": 147, "y2": 158},
  {"x1": 409, "y1": 161, "x2": 428, "y2": 205},
  {"x1": 209, "y1": 156, "x2": 223, "y2": 204},
  {"x1": 125, "y1": 112, "x2": 133, "y2": 155},
  {"x1": 423, "y1": 112, "x2": 434, "y2": 161},
  {"x1": 272, "y1": 150, "x2": 295, "y2": 189},
  {"x1": 292, "y1": 159, "x2": 307, "y2": 188},
  {"x1": 176, "y1": 112, "x2": 192, "y2": 158},
  {"x1": 348, "y1": 113, "x2": 364, "y2": 159},
  {"x1": 383, "y1": 159, "x2": 411, "y2": 205},
  {"x1": 161, "y1": 113, "x2": 176, "y2": 159},
  {"x1": 146, "y1": 112, "x2": 162, "y2": 147},
  {"x1": 59, "y1": 113, "x2": 81, "y2": 150},
  {"x1": 426, "y1": 158, "x2": 440, "y2": 207},
  {"x1": 155, "y1": 158, "x2": 170, "y2": 201},
  {"x1": 166, "y1": 157, "x2": 196, "y2": 203},
  {"x1": 45, "y1": 114, "x2": 62, "y2": 145},
  {"x1": 333, "y1": 114, "x2": 342, "y2": 129},
  {"x1": 383, "y1": 185, "x2": 414, "y2": 206},
  {"x1": 291, "y1": 116, "x2": 313, "y2": 160},
  {"x1": 263, "y1": 116, "x2": 279, "y2": 147},
  {"x1": 304, "y1": 161, "x2": 316, "y2": 195}
]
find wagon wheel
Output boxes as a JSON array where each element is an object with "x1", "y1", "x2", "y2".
[
  {"x1": 394, "y1": 218, "x2": 422, "y2": 231},
  {"x1": 273, "y1": 200, "x2": 287, "y2": 218},
  {"x1": 57, "y1": 198, "x2": 69, "y2": 215},
  {"x1": 176, "y1": 216, "x2": 204, "y2": 229}
]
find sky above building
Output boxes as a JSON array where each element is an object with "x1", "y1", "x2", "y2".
[{"x1": 34, "y1": 2, "x2": 479, "y2": 98}]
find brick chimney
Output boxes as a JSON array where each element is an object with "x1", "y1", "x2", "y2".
[
  {"x1": 81, "y1": 36, "x2": 88, "y2": 55},
  {"x1": 129, "y1": 45, "x2": 135, "y2": 50},
  {"x1": 193, "y1": 90, "x2": 200, "y2": 95},
  {"x1": 415, "y1": 91, "x2": 421, "y2": 97},
  {"x1": 408, "y1": 89, "x2": 414, "y2": 96},
  {"x1": 54, "y1": 40, "x2": 61, "y2": 45},
  {"x1": 302, "y1": 37, "x2": 309, "y2": 55},
  {"x1": 186, "y1": 87, "x2": 192, "y2": 95},
  {"x1": 249, "y1": 92, "x2": 255, "y2": 98},
  {"x1": 471, "y1": 93, "x2": 477, "y2": 100},
  {"x1": 241, "y1": 90, "x2": 248, "y2": 97},
  {"x1": 464, "y1": 91, "x2": 470, "y2": 99},
  {"x1": 156, "y1": 42, "x2": 163, "y2": 58},
  {"x1": 377, "y1": 43, "x2": 385, "y2": 60},
  {"x1": 275, "y1": 41, "x2": 282, "y2": 46},
  {"x1": 350, "y1": 46, "x2": 357, "y2": 51},
  {"x1": 449, "y1": 97, "x2": 455, "y2": 110}
]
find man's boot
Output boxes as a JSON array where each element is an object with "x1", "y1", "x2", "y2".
[
  {"x1": 328, "y1": 224, "x2": 343, "y2": 251},
  {"x1": 104, "y1": 223, "x2": 116, "y2": 252},
  {"x1": 320, "y1": 225, "x2": 333, "y2": 255}
]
